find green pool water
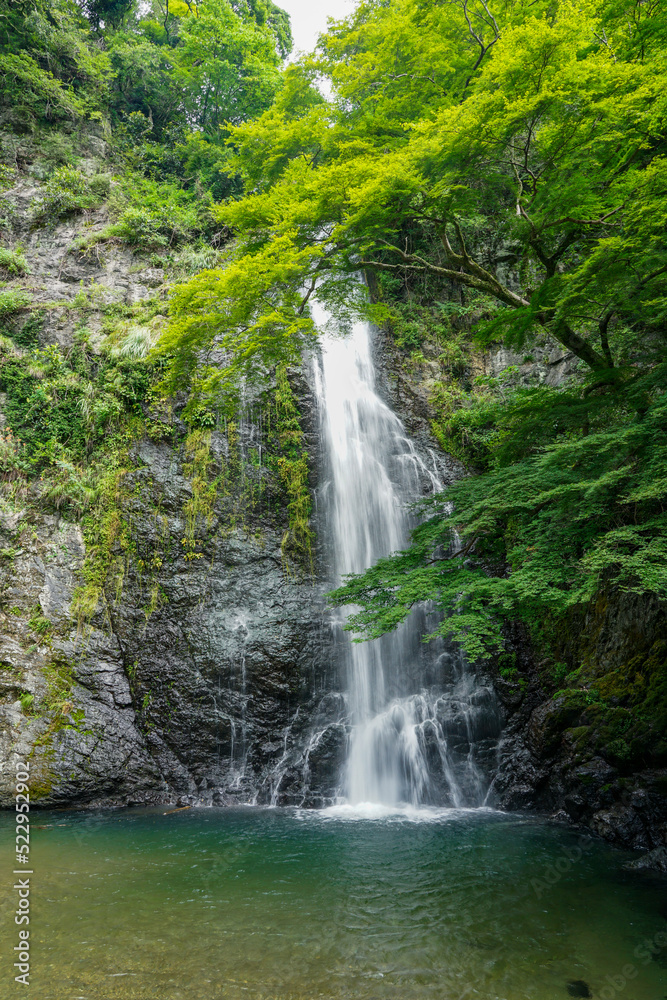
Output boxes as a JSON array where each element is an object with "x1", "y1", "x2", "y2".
[{"x1": 1, "y1": 805, "x2": 666, "y2": 1000}]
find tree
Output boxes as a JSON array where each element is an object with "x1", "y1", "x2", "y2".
[
  {"x1": 173, "y1": 0, "x2": 283, "y2": 134},
  {"x1": 163, "y1": 0, "x2": 667, "y2": 381},
  {"x1": 161, "y1": 0, "x2": 667, "y2": 656},
  {"x1": 0, "y1": 0, "x2": 111, "y2": 127},
  {"x1": 231, "y1": 0, "x2": 292, "y2": 59},
  {"x1": 82, "y1": 0, "x2": 135, "y2": 30}
]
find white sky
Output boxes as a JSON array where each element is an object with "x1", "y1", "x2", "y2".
[{"x1": 278, "y1": 0, "x2": 356, "y2": 56}]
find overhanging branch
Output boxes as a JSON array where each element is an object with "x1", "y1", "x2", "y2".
[{"x1": 361, "y1": 231, "x2": 611, "y2": 371}]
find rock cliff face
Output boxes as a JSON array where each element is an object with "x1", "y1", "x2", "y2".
[
  {"x1": 0, "y1": 154, "x2": 344, "y2": 808},
  {"x1": 490, "y1": 596, "x2": 667, "y2": 851},
  {"x1": 0, "y1": 157, "x2": 665, "y2": 857},
  {"x1": 0, "y1": 400, "x2": 350, "y2": 809},
  {"x1": 0, "y1": 509, "x2": 166, "y2": 805}
]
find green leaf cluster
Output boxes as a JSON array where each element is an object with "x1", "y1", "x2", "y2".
[
  {"x1": 0, "y1": 326, "x2": 157, "y2": 513},
  {"x1": 332, "y1": 366, "x2": 667, "y2": 659}
]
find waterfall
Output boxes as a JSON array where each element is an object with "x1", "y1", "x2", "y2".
[{"x1": 312, "y1": 303, "x2": 500, "y2": 808}]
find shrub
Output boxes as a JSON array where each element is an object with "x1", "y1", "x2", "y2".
[
  {"x1": 39, "y1": 459, "x2": 97, "y2": 515},
  {"x1": 101, "y1": 175, "x2": 211, "y2": 250},
  {"x1": 11, "y1": 311, "x2": 43, "y2": 348},
  {"x1": 28, "y1": 607, "x2": 52, "y2": 638},
  {"x1": 0, "y1": 53, "x2": 83, "y2": 127},
  {"x1": 36, "y1": 133, "x2": 78, "y2": 170},
  {"x1": 0, "y1": 165, "x2": 16, "y2": 190},
  {"x1": 0, "y1": 428, "x2": 28, "y2": 481},
  {"x1": 106, "y1": 202, "x2": 203, "y2": 249},
  {"x1": 0, "y1": 288, "x2": 30, "y2": 318},
  {"x1": 89, "y1": 173, "x2": 112, "y2": 198},
  {"x1": 0, "y1": 246, "x2": 28, "y2": 277},
  {"x1": 32, "y1": 166, "x2": 102, "y2": 223}
]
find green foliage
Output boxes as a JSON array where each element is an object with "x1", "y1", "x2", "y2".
[
  {"x1": 19, "y1": 691, "x2": 35, "y2": 715},
  {"x1": 173, "y1": 0, "x2": 283, "y2": 134},
  {"x1": 34, "y1": 133, "x2": 79, "y2": 171},
  {"x1": 160, "y1": 232, "x2": 319, "y2": 396},
  {"x1": 28, "y1": 607, "x2": 53, "y2": 640},
  {"x1": 9, "y1": 311, "x2": 44, "y2": 349},
  {"x1": 71, "y1": 460, "x2": 133, "y2": 622},
  {"x1": 38, "y1": 654, "x2": 86, "y2": 734},
  {"x1": 0, "y1": 289, "x2": 30, "y2": 319},
  {"x1": 0, "y1": 52, "x2": 84, "y2": 127},
  {"x1": 181, "y1": 428, "x2": 217, "y2": 562},
  {"x1": 32, "y1": 167, "x2": 104, "y2": 222},
  {"x1": 100, "y1": 174, "x2": 211, "y2": 249},
  {"x1": 0, "y1": 0, "x2": 111, "y2": 132},
  {"x1": 0, "y1": 427, "x2": 28, "y2": 482},
  {"x1": 0, "y1": 323, "x2": 157, "y2": 519},
  {"x1": 162, "y1": 0, "x2": 667, "y2": 380},
  {"x1": 0, "y1": 247, "x2": 29, "y2": 277},
  {"x1": 5, "y1": 346, "x2": 90, "y2": 459},
  {"x1": 98, "y1": 0, "x2": 289, "y2": 205},
  {"x1": 234, "y1": 0, "x2": 293, "y2": 59},
  {"x1": 83, "y1": 0, "x2": 135, "y2": 30},
  {"x1": 0, "y1": 0, "x2": 290, "y2": 210},
  {"x1": 548, "y1": 629, "x2": 667, "y2": 766}
]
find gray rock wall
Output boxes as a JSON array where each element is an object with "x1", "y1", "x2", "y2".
[
  {"x1": 0, "y1": 422, "x2": 348, "y2": 809},
  {"x1": 0, "y1": 510, "x2": 167, "y2": 805},
  {"x1": 0, "y1": 155, "x2": 346, "y2": 808}
]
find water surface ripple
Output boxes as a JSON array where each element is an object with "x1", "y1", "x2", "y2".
[{"x1": 1, "y1": 807, "x2": 666, "y2": 1000}]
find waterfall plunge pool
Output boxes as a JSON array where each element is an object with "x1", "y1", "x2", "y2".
[{"x1": 2, "y1": 806, "x2": 666, "y2": 1000}]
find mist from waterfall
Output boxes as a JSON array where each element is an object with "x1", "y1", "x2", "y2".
[{"x1": 312, "y1": 302, "x2": 500, "y2": 808}]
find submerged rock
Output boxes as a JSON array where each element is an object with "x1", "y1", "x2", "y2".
[
  {"x1": 624, "y1": 846, "x2": 667, "y2": 874},
  {"x1": 566, "y1": 980, "x2": 592, "y2": 998}
]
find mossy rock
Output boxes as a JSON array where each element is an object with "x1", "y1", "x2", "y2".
[
  {"x1": 532, "y1": 696, "x2": 588, "y2": 753},
  {"x1": 27, "y1": 747, "x2": 55, "y2": 801},
  {"x1": 564, "y1": 725, "x2": 592, "y2": 752},
  {"x1": 581, "y1": 703, "x2": 658, "y2": 768},
  {"x1": 543, "y1": 638, "x2": 667, "y2": 768}
]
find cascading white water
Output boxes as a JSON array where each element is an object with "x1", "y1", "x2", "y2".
[{"x1": 313, "y1": 303, "x2": 500, "y2": 808}]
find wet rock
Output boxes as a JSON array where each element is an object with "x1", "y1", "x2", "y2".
[
  {"x1": 491, "y1": 591, "x2": 667, "y2": 850},
  {"x1": 624, "y1": 846, "x2": 667, "y2": 873},
  {"x1": 589, "y1": 805, "x2": 648, "y2": 848},
  {"x1": 390, "y1": 705, "x2": 405, "y2": 732},
  {"x1": 306, "y1": 723, "x2": 348, "y2": 795}
]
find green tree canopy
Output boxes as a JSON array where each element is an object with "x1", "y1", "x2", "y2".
[
  {"x1": 161, "y1": 0, "x2": 667, "y2": 657},
  {"x1": 163, "y1": 0, "x2": 667, "y2": 376}
]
